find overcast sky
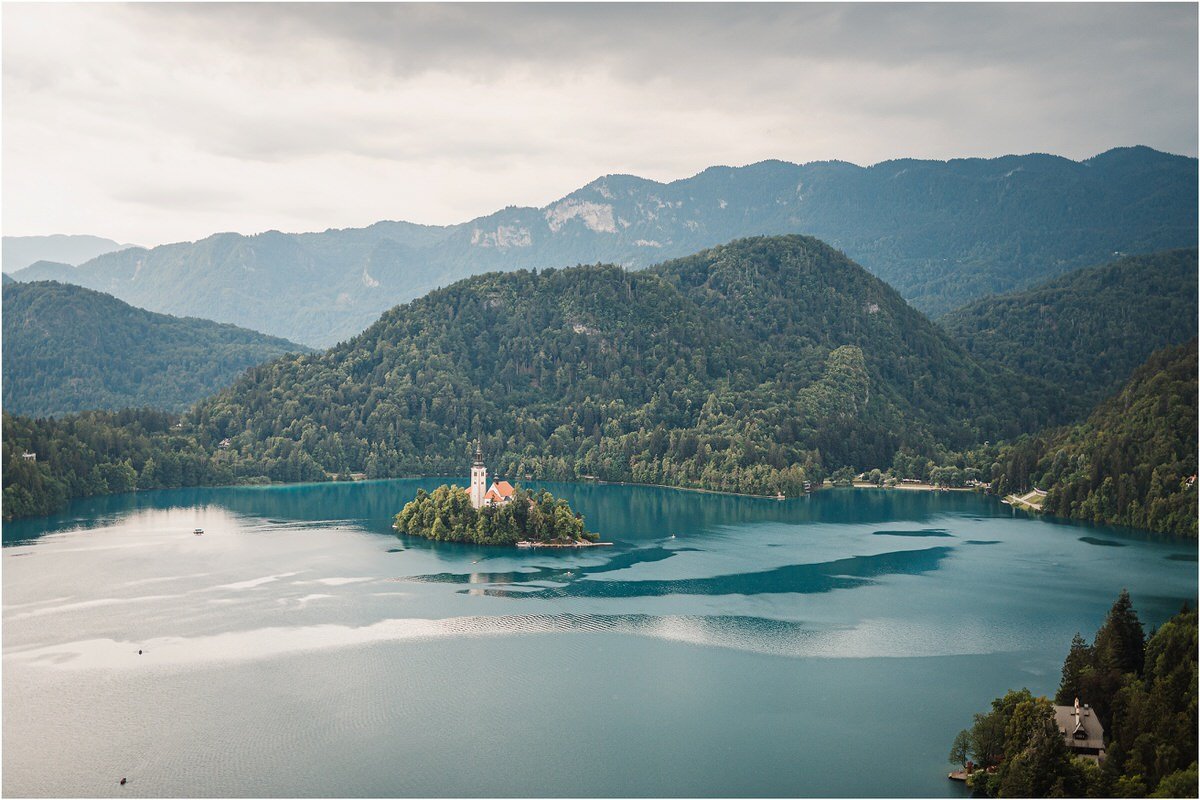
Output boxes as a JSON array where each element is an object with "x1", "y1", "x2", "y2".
[{"x1": 4, "y1": 2, "x2": 1197, "y2": 247}]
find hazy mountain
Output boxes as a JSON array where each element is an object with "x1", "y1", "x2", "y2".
[
  {"x1": 941, "y1": 249, "x2": 1199, "y2": 416},
  {"x1": 2, "y1": 234, "x2": 136, "y2": 272},
  {"x1": 186, "y1": 236, "x2": 1056, "y2": 492},
  {"x1": 13, "y1": 147, "x2": 1196, "y2": 347},
  {"x1": 992, "y1": 339, "x2": 1197, "y2": 537},
  {"x1": 2, "y1": 281, "x2": 309, "y2": 417}
]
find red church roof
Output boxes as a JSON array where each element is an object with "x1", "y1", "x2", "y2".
[{"x1": 483, "y1": 480, "x2": 516, "y2": 504}]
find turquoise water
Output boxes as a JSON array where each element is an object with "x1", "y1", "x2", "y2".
[{"x1": 3, "y1": 480, "x2": 1196, "y2": 797}]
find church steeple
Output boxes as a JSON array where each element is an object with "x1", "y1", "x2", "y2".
[{"x1": 470, "y1": 440, "x2": 487, "y2": 509}]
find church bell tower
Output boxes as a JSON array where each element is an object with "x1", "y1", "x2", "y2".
[{"x1": 470, "y1": 441, "x2": 487, "y2": 509}]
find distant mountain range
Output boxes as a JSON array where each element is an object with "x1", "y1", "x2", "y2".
[
  {"x1": 941, "y1": 248, "x2": 1199, "y2": 417},
  {"x1": 2, "y1": 281, "x2": 309, "y2": 417},
  {"x1": 11, "y1": 146, "x2": 1196, "y2": 347},
  {"x1": 3, "y1": 234, "x2": 135, "y2": 272}
]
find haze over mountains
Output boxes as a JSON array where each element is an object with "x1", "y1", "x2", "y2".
[
  {"x1": 2, "y1": 234, "x2": 134, "y2": 272},
  {"x1": 12, "y1": 146, "x2": 1196, "y2": 347}
]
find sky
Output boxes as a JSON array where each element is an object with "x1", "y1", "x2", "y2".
[{"x1": 3, "y1": 2, "x2": 1197, "y2": 247}]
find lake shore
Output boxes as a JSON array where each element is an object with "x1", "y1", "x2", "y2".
[{"x1": 851, "y1": 481, "x2": 979, "y2": 492}]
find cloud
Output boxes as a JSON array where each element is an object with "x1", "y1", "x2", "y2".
[{"x1": 3, "y1": 3, "x2": 1196, "y2": 245}]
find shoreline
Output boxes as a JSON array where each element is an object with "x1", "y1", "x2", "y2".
[{"x1": 851, "y1": 481, "x2": 980, "y2": 492}]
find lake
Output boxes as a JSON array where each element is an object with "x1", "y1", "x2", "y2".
[{"x1": 3, "y1": 480, "x2": 1196, "y2": 797}]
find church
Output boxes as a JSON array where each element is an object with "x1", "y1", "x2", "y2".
[{"x1": 469, "y1": 442, "x2": 515, "y2": 510}]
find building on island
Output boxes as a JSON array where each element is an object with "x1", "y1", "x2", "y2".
[
  {"x1": 1053, "y1": 698, "x2": 1106, "y2": 762},
  {"x1": 469, "y1": 442, "x2": 516, "y2": 510}
]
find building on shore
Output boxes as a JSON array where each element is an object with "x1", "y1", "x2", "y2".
[
  {"x1": 469, "y1": 442, "x2": 516, "y2": 510},
  {"x1": 1053, "y1": 698, "x2": 1106, "y2": 762}
]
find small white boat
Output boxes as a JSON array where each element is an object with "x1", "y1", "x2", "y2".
[
  {"x1": 193, "y1": 528, "x2": 204, "y2": 535},
  {"x1": 515, "y1": 541, "x2": 533, "y2": 548}
]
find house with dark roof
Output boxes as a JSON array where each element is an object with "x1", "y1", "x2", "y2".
[{"x1": 1054, "y1": 698, "x2": 1106, "y2": 762}]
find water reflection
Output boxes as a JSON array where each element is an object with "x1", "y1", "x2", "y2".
[{"x1": 446, "y1": 546, "x2": 954, "y2": 600}]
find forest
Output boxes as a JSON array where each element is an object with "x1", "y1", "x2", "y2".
[
  {"x1": 950, "y1": 592, "x2": 1196, "y2": 797},
  {"x1": 990, "y1": 340, "x2": 1197, "y2": 537},
  {"x1": 940, "y1": 249, "x2": 1198, "y2": 416},
  {"x1": 2, "y1": 280, "x2": 307, "y2": 416},
  {"x1": 177, "y1": 236, "x2": 1054, "y2": 497},
  {"x1": 393, "y1": 484, "x2": 594, "y2": 546}
]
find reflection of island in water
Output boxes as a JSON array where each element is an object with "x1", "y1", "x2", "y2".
[{"x1": 412, "y1": 545, "x2": 953, "y2": 599}]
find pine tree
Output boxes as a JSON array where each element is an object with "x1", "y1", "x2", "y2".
[
  {"x1": 1094, "y1": 589, "x2": 1146, "y2": 676},
  {"x1": 1056, "y1": 632, "x2": 1095, "y2": 704}
]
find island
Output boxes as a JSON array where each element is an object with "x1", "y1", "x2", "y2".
[{"x1": 393, "y1": 484, "x2": 603, "y2": 547}]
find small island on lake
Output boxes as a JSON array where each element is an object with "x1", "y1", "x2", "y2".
[{"x1": 393, "y1": 443, "x2": 602, "y2": 547}]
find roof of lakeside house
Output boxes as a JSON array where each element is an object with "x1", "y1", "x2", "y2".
[{"x1": 1054, "y1": 700, "x2": 1105, "y2": 752}]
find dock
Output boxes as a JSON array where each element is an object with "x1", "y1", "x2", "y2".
[{"x1": 516, "y1": 540, "x2": 613, "y2": 548}]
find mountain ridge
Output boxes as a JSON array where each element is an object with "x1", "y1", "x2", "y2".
[
  {"x1": 185, "y1": 235, "x2": 1057, "y2": 492},
  {"x1": 13, "y1": 147, "x2": 1196, "y2": 347},
  {"x1": 2, "y1": 234, "x2": 137, "y2": 273}
]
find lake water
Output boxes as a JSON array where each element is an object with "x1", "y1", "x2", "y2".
[{"x1": 3, "y1": 480, "x2": 1196, "y2": 797}]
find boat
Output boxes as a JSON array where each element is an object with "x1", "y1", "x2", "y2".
[
  {"x1": 193, "y1": 528, "x2": 204, "y2": 535},
  {"x1": 515, "y1": 541, "x2": 533, "y2": 548}
]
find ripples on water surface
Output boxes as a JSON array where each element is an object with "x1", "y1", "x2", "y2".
[{"x1": 4, "y1": 480, "x2": 1196, "y2": 797}]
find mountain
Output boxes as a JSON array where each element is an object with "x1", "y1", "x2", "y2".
[
  {"x1": 941, "y1": 249, "x2": 1199, "y2": 416},
  {"x1": 185, "y1": 236, "x2": 1055, "y2": 494},
  {"x1": 2, "y1": 234, "x2": 135, "y2": 272},
  {"x1": 992, "y1": 340, "x2": 1198, "y2": 537},
  {"x1": 2, "y1": 281, "x2": 310, "y2": 417},
  {"x1": 13, "y1": 147, "x2": 1195, "y2": 347}
]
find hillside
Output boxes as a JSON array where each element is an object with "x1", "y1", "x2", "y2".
[
  {"x1": 2, "y1": 234, "x2": 134, "y2": 272},
  {"x1": 2, "y1": 281, "x2": 309, "y2": 417},
  {"x1": 185, "y1": 236, "x2": 1054, "y2": 494},
  {"x1": 992, "y1": 340, "x2": 1198, "y2": 537},
  {"x1": 13, "y1": 147, "x2": 1196, "y2": 346},
  {"x1": 941, "y1": 249, "x2": 1199, "y2": 415}
]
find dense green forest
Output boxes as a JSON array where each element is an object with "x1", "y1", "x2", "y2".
[
  {"x1": 940, "y1": 249, "x2": 1198, "y2": 416},
  {"x1": 394, "y1": 484, "x2": 594, "y2": 546},
  {"x1": 991, "y1": 340, "x2": 1197, "y2": 537},
  {"x1": 1, "y1": 410, "x2": 244, "y2": 520},
  {"x1": 951, "y1": 593, "x2": 1196, "y2": 797},
  {"x1": 180, "y1": 236, "x2": 1055, "y2": 498},
  {"x1": 13, "y1": 147, "x2": 1195, "y2": 345},
  {"x1": 3, "y1": 281, "x2": 308, "y2": 416}
]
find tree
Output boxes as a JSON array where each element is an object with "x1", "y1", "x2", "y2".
[
  {"x1": 949, "y1": 729, "x2": 972, "y2": 769},
  {"x1": 1056, "y1": 632, "x2": 1095, "y2": 705},
  {"x1": 1094, "y1": 589, "x2": 1146, "y2": 677}
]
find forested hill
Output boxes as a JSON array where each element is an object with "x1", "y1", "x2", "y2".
[
  {"x1": 187, "y1": 236, "x2": 1054, "y2": 495},
  {"x1": 992, "y1": 339, "x2": 1198, "y2": 537},
  {"x1": 941, "y1": 249, "x2": 1198, "y2": 415},
  {"x1": 2, "y1": 281, "x2": 309, "y2": 417},
  {"x1": 12, "y1": 147, "x2": 1196, "y2": 346}
]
